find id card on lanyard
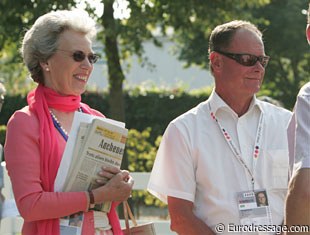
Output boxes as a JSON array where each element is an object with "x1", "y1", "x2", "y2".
[{"x1": 237, "y1": 189, "x2": 273, "y2": 227}]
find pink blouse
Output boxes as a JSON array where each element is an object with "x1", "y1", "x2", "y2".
[{"x1": 5, "y1": 106, "x2": 122, "y2": 235}]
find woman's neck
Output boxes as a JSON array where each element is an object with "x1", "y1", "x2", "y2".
[{"x1": 49, "y1": 108, "x2": 76, "y2": 134}]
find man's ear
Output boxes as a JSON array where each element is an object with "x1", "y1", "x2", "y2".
[{"x1": 210, "y1": 51, "x2": 222, "y2": 72}]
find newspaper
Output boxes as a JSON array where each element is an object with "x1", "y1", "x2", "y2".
[{"x1": 55, "y1": 112, "x2": 128, "y2": 212}]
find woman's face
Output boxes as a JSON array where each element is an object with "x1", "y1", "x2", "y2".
[{"x1": 43, "y1": 29, "x2": 95, "y2": 96}]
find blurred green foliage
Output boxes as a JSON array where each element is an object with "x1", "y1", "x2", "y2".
[
  {"x1": 0, "y1": 86, "x2": 213, "y2": 145},
  {"x1": 126, "y1": 128, "x2": 166, "y2": 211},
  {"x1": 0, "y1": 84, "x2": 292, "y2": 146},
  {"x1": 126, "y1": 128, "x2": 160, "y2": 173}
]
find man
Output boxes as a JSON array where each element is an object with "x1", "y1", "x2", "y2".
[
  {"x1": 284, "y1": 4, "x2": 310, "y2": 233},
  {"x1": 148, "y1": 20, "x2": 292, "y2": 235}
]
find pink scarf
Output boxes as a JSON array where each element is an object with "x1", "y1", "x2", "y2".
[{"x1": 27, "y1": 84, "x2": 123, "y2": 235}]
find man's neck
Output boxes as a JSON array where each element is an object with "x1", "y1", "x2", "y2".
[
  {"x1": 216, "y1": 91, "x2": 253, "y2": 117},
  {"x1": 230, "y1": 99, "x2": 252, "y2": 117}
]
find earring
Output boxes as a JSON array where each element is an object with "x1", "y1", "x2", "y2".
[{"x1": 45, "y1": 67, "x2": 50, "y2": 71}]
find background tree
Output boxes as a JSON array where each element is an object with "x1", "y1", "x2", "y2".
[
  {"x1": 94, "y1": 0, "x2": 271, "y2": 122},
  {"x1": 254, "y1": 0, "x2": 309, "y2": 108},
  {"x1": 148, "y1": 0, "x2": 308, "y2": 108},
  {"x1": 2, "y1": 0, "x2": 307, "y2": 107},
  {"x1": 0, "y1": 0, "x2": 77, "y2": 94}
]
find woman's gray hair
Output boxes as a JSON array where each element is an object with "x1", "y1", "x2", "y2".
[{"x1": 21, "y1": 9, "x2": 97, "y2": 84}]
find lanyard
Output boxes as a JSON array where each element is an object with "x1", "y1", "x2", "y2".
[{"x1": 208, "y1": 103, "x2": 264, "y2": 190}]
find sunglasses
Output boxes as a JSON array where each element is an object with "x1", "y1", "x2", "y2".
[
  {"x1": 57, "y1": 49, "x2": 100, "y2": 64},
  {"x1": 214, "y1": 50, "x2": 270, "y2": 68}
]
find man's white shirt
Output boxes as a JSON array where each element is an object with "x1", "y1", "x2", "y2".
[{"x1": 148, "y1": 90, "x2": 292, "y2": 234}]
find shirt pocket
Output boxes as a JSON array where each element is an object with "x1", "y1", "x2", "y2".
[{"x1": 269, "y1": 149, "x2": 289, "y2": 189}]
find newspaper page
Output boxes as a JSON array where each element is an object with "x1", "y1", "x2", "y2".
[
  {"x1": 63, "y1": 117, "x2": 128, "y2": 212},
  {"x1": 62, "y1": 122, "x2": 89, "y2": 191},
  {"x1": 54, "y1": 112, "x2": 125, "y2": 192}
]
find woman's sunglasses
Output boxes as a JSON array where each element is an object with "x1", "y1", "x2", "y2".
[
  {"x1": 57, "y1": 49, "x2": 100, "y2": 64},
  {"x1": 214, "y1": 50, "x2": 270, "y2": 68}
]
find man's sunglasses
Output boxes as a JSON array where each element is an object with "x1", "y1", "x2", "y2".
[
  {"x1": 57, "y1": 49, "x2": 100, "y2": 64},
  {"x1": 213, "y1": 50, "x2": 270, "y2": 68}
]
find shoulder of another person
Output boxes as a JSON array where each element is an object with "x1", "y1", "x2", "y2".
[{"x1": 298, "y1": 82, "x2": 310, "y2": 97}]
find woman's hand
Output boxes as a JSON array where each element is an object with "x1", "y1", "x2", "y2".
[
  {"x1": 95, "y1": 165, "x2": 122, "y2": 185},
  {"x1": 92, "y1": 166, "x2": 134, "y2": 203}
]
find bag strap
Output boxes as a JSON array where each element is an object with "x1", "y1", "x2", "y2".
[
  {"x1": 123, "y1": 201, "x2": 138, "y2": 233},
  {"x1": 126, "y1": 201, "x2": 137, "y2": 226},
  {"x1": 123, "y1": 201, "x2": 130, "y2": 234}
]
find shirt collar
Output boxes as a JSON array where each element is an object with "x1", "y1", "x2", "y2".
[{"x1": 208, "y1": 89, "x2": 263, "y2": 116}]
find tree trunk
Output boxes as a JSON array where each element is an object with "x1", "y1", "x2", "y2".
[
  {"x1": 102, "y1": 0, "x2": 125, "y2": 123},
  {"x1": 102, "y1": 0, "x2": 128, "y2": 219}
]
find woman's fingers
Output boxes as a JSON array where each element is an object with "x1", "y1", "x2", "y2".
[{"x1": 97, "y1": 166, "x2": 120, "y2": 181}]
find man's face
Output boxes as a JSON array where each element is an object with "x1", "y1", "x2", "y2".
[{"x1": 213, "y1": 29, "x2": 266, "y2": 101}]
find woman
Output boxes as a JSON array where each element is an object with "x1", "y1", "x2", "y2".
[{"x1": 4, "y1": 9, "x2": 133, "y2": 235}]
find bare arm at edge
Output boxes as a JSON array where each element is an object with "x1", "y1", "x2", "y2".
[
  {"x1": 285, "y1": 168, "x2": 310, "y2": 234},
  {"x1": 168, "y1": 196, "x2": 215, "y2": 235}
]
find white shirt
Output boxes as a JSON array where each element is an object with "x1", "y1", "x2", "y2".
[
  {"x1": 148, "y1": 90, "x2": 292, "y2": 234},
  {"x1": 288, "y1": 82, "x2": 310, "y2": 175}
]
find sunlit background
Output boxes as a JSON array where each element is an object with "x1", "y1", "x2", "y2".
[
  {"x1": 74, "y1": 0, "x2": 213, "y2": 91},
  {"x1": 76, "y1": 0, "x2": 131, "y2": 19}
]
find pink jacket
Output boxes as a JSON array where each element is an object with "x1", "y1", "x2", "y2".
[{"x1": 5, "y1": 106, "x2": 123, "y2": 235}]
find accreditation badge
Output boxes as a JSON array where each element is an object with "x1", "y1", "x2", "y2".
[
  {"x1": 60, "y1": 212, "x2": 84, "y2": 235},
  {"x1": 236, "y1": 189, "x2": 272, "y2": 226}
]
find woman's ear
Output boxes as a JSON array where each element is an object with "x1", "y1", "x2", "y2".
[{"x1": 40, "y1": 61, "x2": 50, "y2": 72}]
